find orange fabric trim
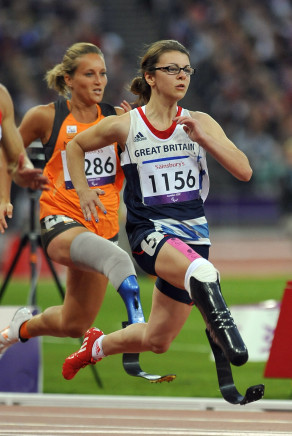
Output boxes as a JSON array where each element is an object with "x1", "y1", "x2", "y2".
[{"x1": 19, "y1": 321, "x2": 32, "y2": 340}]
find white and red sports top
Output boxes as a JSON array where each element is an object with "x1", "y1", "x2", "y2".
[{"x1": 120, "y1": 105, "x2": 210, "y2": 250}]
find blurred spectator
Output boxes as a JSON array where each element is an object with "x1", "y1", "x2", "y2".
[
  {"x1": 0, "y1": 0, "x2": 291, "y2": 224},
  {"x1": 279, "y1": 135, "x2": 292, "y2": 236},
  {"x1": 163, "y1": 0, "x2": 292, "y2": 199}
]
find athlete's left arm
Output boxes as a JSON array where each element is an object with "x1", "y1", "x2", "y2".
[{"x1": 174, "y1": 112, "x2": 252, "y2": 182}]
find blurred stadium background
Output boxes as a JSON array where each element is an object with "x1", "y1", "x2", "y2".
[{"x1": 1, "y1": 0, "x2": 292, "y2": 275}]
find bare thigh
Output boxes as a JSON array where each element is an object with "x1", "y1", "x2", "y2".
[
  {"x1": 155, "y1": 241, "x2": 193, "y2": 289},
  {"x1": 46, "y1": 226, "x2": 90, "y2": 267}
]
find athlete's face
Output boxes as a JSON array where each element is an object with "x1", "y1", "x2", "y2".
[
  {"x1": 68, "y1": 53, "x2": 108, "y2": 104},
  {"x1": 147, "y1": 51, "x2": 191, "y2": 102}
]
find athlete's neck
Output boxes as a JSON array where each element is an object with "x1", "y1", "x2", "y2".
[
  {"x1": 145, "y1": 101, "x2": 178, "y2": 131},
  {"x1": 68, "y1": 99, "x2": 99, "y2": 123}
]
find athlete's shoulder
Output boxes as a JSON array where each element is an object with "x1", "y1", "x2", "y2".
[
  {"x1": 189, "y1": 110, "x2": 226, "y2": 137},
  {"x1": 22, "y1": 103, "x2": 55, "y2": 126},
  {"x1": 0, "y1": 84, "x2": 10, "y2": 100},
  {"x1": 98, "y1": 111, "x2": 130, "y2": 148},
  {"x1": 189, "y1": 111, "x2": 215, "y2": 121},
  {"x1": 19, "y1": 102, "x2": 56, "y2": 144},
  {"x1": 104, "y1": 110, "x2": 130, "y2": 127},
  {"x1": 0, "y1": 84, "x2": 9, "y2": 99},
  {"x1": 116, "y1": 111, "x2": 131, "y2": 132},
  {"x1": 0, "y1": 84, "x2": 13, "y2": 116}
]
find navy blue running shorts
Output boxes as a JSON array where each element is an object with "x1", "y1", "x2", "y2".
[{"x1": 132, "y1": 233, "x2": 209, "y2": 305}]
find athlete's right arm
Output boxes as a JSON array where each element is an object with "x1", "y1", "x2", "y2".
[
  {"x1": 8, "y1": 106, "x2": 51, "y2": 192},
  {"x1": 0, "y1": 102, "x2": 50, "y2": 232},
  {"x1": 0, "y1": 149, "x2": 13, "y2": 234},
  {"x1": 0, "y1": 85, "x2": 25, "y2": 164},
  {"x1": 66, "y1": 113, "x2": 129, "y2": 222}
]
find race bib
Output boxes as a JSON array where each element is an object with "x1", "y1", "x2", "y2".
[
  {"x1": 61, "y1": 146, "x2": 117, "y2": 189},
  {"x1": 138, "y1": 155, "x2": 201, "y2": 205}
]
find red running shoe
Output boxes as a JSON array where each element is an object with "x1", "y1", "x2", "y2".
[{"x1": 62, "y1": 327, "x2": 104, "y2": 380}]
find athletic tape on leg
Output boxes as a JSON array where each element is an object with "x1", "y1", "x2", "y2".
[{"x1": 70, "y1": 232, "x2": 136, "y2": 290}]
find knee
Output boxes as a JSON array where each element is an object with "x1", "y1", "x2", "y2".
[
  {"x1": 148, "y1": 337, "x2": 171, "y2": 354},
  {"x1": 47, "y1": 236, "x2": 71, "y2": 265},
  {"x1": 62, "y1": 321, "x2": 90, "y2": 338}
]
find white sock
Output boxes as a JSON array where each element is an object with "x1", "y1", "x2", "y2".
[
  {"x1": 92, "y1": 334, "x2": 106, "y2": 361},
  {"x1": 184, "y1": 258, "x2": 218, "y2": 295}
]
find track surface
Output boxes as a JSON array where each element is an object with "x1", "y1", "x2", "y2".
[
  {"x1": 209, "y1": 228, "x2": 292, "y2": 277},
  {"x1": 0, "y1": 395, "x2": 292, "y2": 435},
  {"x1": 1, "y1": 230, "x2": 291, "y2": 435}
]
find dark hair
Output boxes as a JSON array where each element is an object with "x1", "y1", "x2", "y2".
[
  {"x1": 130, "y1": 40, "x2": 190, "y2": 106},
  {"x1": 45, "y1": 42, "x2": 104, "y2": 96}
]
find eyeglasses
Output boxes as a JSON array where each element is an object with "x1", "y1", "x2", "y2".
[{"x1": 152, "y1": 65, "x2": 196, "y2": 76}]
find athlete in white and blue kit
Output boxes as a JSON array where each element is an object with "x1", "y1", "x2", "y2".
[{"x1": 62, "y1": 39, "x2": 253, "y2": 381}]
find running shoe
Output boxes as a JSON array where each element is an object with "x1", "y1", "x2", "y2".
[
  {"x1": 62, "y1": 327, "x2": 104, "y2": 380},
  {"x1": 0, "y1": 307, "x2": 32, "y2": 359}
]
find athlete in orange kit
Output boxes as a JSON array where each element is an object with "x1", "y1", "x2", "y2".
[{"x1": 0, "y1": 42, "x2": 145, "y2": 360}]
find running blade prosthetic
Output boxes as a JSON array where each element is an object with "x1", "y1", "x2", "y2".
[
  {"x1": 121, "y1": 321, "x2": 176, "y2": 383},
  {"x1": 206, "y1": 330, "x2": 264, "y2": 405},
  {"x1": 190, "y1": 277, "x2": 248, "y2": 366},
  {"x1": 122, "y1": 352, "x2": 176, "y2": 383}
]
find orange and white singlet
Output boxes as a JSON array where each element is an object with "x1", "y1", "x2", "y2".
[{"x1": 39, "y1": 98, "x2": 124, "y2": 240}]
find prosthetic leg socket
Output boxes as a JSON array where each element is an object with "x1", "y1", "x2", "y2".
[
  {"x1": 190, "y1": 277, "x2": 248, "y2": 366},
  {"x1": 118, "y1": 275, "x2": 145, "y2": 324}
]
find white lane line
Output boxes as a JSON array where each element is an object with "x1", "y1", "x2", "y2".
[
  {"x1": 0, "y1": 429, "x2": 291, "y2": 435},
  {"x1": 0, "y1": 421, "x2": 291, "y2": 435},
  {"x1": 0, "y1": 410, "x2": 291, "y2": 425},
  {"x1": 1, "y1": 393, "x2": 292, "y2": 412}
]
